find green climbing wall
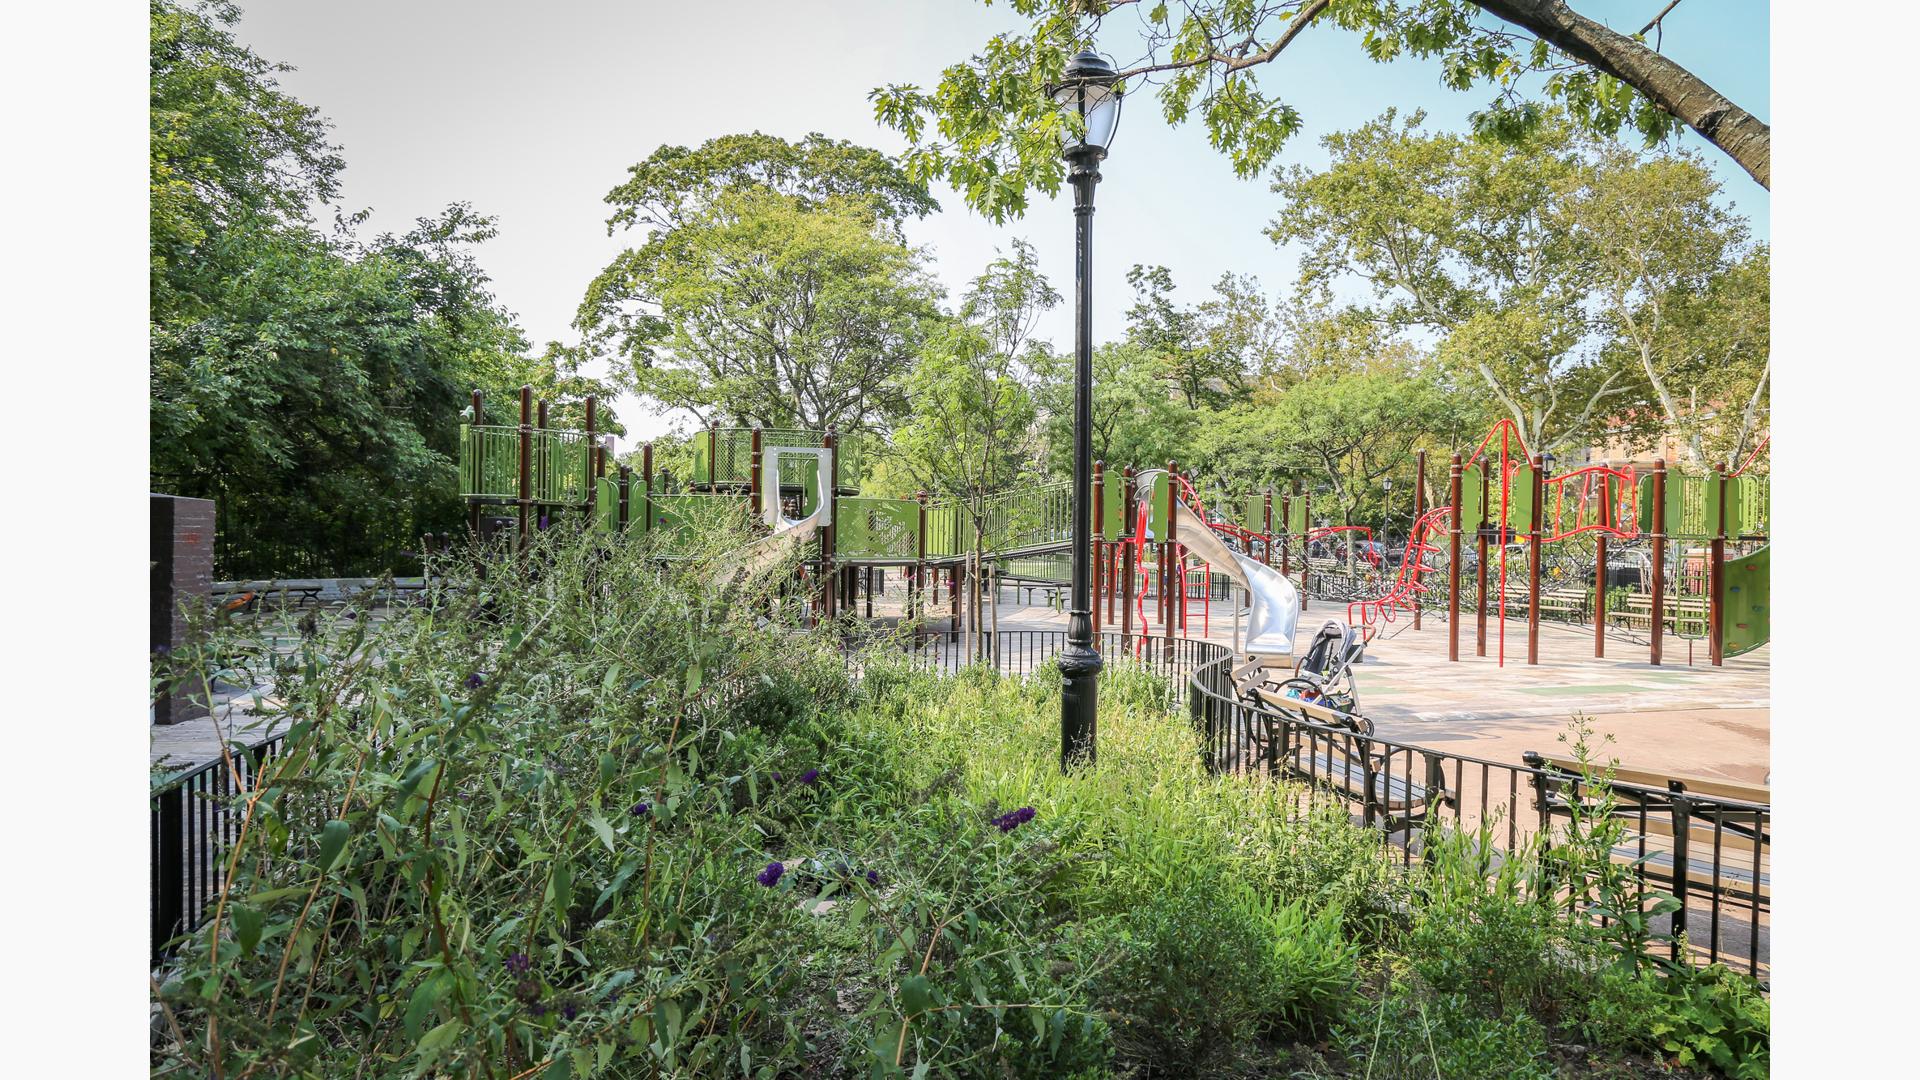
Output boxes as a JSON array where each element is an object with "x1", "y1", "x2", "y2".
[{"x1": 1721, "y1": 545, "x2": 1770, "y2": 657}]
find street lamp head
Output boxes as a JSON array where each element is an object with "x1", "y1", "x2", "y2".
[{"x1": 1052, "y1": 48, "x2": 1124, "y2": 162}]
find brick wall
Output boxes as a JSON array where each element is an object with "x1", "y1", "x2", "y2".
[{"x1": 152, "y1": 494, "x2": 215, "y2": 725}]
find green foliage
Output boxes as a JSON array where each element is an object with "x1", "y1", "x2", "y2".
[
  {"x1": 872, "y1": 1, "x2": 1766, "y2": 224},
  {"x1": 1572, "y1": 965, "x2": 1770, "y2": 1079},
  {"x1": 579, "y1": 135, "x2": 943, "y2": 435},
  {"x1": 1336, "y1": 982, "x2": 1559, "y2": 1080},
  {"x1": 150, "y1": 1, "x2": 611, "y2": 577}
]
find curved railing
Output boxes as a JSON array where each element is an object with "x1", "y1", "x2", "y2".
[{"x1": 1186, "y1": 650, "x2": 1768, "y2": 980}]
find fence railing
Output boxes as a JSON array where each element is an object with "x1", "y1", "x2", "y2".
[
  {"x1": 150, "y1": 733, "x2": 292, "y2": 968},
  {"x1": 1186, "y1": 653, "x2": 1768, "y2": 980}
]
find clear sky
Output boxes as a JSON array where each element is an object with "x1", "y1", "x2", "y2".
[{"x1": 230, "y1": 0, "x2": 1769, "y2": 447}]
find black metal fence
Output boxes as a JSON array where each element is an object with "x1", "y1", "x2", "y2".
[
  {"x1": 1187, "y1": 652, "x2": 1768, "y2": 980},
  {"x1": 150, "y1": 734, "x2": 292, "y2": 968}
]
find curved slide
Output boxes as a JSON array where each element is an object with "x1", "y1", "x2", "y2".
[
  {"x1": 726, "y1": 445, "x2": 834, "y2": 580},
  {"x1": 1134, "y1": 470, "x2": 1303, "y2": 676}
]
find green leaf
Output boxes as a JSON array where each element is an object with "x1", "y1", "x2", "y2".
[
  {"x1": 230, "y1": 903, "x2": 263, "y2": 955},
  {"x1": 317, "y1": 819, "x2": 353, "y2": 872},
  {"x1": 542, "y1": 1053, "x2": 571, "y2": 1080},
  {"x1": 417, "y1": 1018, "x2": 464, "y2": 1055},
  {"x1": 549, "y1": 859, "x2": 573, "y2": 913},
  {"x1": 404, "y1": 972, "x2": 449, "y2": 1038},
  {"x1": 588, "y1": 814, "x2": 616, "y2": 853},
  {"x1": 900, "y1": 974, "x2": 934, "y2": 1018}
]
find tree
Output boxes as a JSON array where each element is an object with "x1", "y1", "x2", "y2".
[
  {"x1": 1123, "y1": 266, "x2": 1256, "y2": 410},
  {"x1": 150, "y1": 2, "x2": 602, "y2": 575},
  {"x1": 1269, "y1": 111, "x2": 1634, "y2": 456},
  {"x1": 1035, "y1": 340, "x2": 1197, "y2": 476},
  {"x1": 578, "y1": 134, "x2": 944, "y2": 435},
  {"x1": 871, "y1": 0, "x2": 1768, "y2": 225},
  {"x1": 1578, "y1": 146, "x2": 1766, "y2": 469}
]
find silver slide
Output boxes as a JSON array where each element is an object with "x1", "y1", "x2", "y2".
[
  {"x1": 1135, "y1": 469, "x2": 1302, "y2": 671},
  {"x1": 726, "y1": 446, "x2": 834, "y2": 580}
]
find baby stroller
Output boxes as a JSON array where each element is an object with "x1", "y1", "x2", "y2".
[{"x1": 1268, "y1": 620, "x2": 1366, "y2": 725}]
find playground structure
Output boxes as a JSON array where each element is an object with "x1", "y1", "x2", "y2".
[{"x1": 457, "y1": 390, "x2": 1769, "y2": 680}]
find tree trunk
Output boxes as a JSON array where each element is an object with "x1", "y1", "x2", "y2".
[{"x1": 1475, "y1": 0, "x2": 1770, "y2": 188}]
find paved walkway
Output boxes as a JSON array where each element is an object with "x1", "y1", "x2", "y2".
[{"x1": 987, "y1": 591, "x2": 1770, "y2": 787}]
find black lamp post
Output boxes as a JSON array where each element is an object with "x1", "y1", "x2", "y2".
[{"x1": 1053, "y1": 47, "x2": 1124, "y2": 771}]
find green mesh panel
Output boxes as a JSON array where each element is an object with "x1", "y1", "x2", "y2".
[
  {"x1": 838, "y1": 498, "x2": 920, "y2": 559},
  {"x1": 1721, "y1": 544, "x2": 1770, "y2": 657},
  {"x1": 1285, "y1": 494, "x2": 1308, "y2": 537}
]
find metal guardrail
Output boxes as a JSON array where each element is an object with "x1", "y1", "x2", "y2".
[
  {"x1": 150, "y1": 733, "x2": 291, "y2": 968},
  {"x1": 1186, "y1": 652, "x2": 1768, "y2": 980}
]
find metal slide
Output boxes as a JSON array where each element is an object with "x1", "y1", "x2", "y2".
[
  {"x1": 1135, "y1": 469, "x2": 1303, "y2": 673},
  {"x1": 727, "y1": 446, "x2": 834, "y2": 579}
]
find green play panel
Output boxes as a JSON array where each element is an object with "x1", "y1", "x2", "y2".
[{"x1": 1516, "y1": 683, "x2": 1656, "y2": 697}]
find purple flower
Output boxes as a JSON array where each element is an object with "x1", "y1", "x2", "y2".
[
  {"x1": 630, "y1": 801, "x2": 651, "y2": 817},
  {"x1": 513, "y1": 978, "x2": 541, "y2": 1004},
  {"x1": 798, "y1": 768, "x2": 820, "y2": 786},
  {"x1": 756, "y1": 861, "x2": 785, "y2": 887},
  {"x1": 990, "y1": 806, "x2": 1037, "y2": 833},
  {"x1": 560, "y1": 998, "x2": 580, "y2": 1021},
  {"x1": 528, "y1": 1000, "x2": 549, "y2": 1017},
  {"x1": 771, "y1": 771, "x2": 783, "y2": 782},
  {"x1": 464, "y1": 672, "x2": 485, "y2": 690},
  {"x1": 865, "y1": 869, "x2": 881, "y2": 886},
  {"x1": 504, "y1": 951, "x2": 531, "y2": 975}
]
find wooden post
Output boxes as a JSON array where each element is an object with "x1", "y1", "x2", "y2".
[
  {"x1": 584, "y1": 395, "x2": 598, "y2": 520},
  {"x1": 1650, "y1": 459, "x2": 1667, "y2": 665},
  {"x1": 1710, "y1": 466, "x2": 1727, "y2": 666},
  {"x1": 749, "y1": 426, "x2": 764, "y2": 519},
  {"x1": 1595, "y1": 463, "x2": 1610, "y2": 658},
  {"x1": 1412, "y1": 451, "x2": 1426, "y2": 630},
  {"x1": 516, "y1": 385, "x2": 532, "y2": 553},
  {"x1": 1476, "y1": 459, "x2": 1490, "y2": 657},
  {"x1": 641, "y1": 442, "x2": 654, "y2": 534},
  {"x1": 1448, "y1": 454, "x2": 1462, "y2": 661},
  {"x1": 1092, "y1": 460, "x2": 1105, "y2": 634},
  {"x1": 1528, "y1": 455, "x2": 1545, "y2": 666}
]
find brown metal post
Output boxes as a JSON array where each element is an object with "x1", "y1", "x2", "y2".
[
  {"x1": 584, "y1": 395, "x2": 598, "y2": 520},
  {"x1": 1710, "y1": 466, "x2": 1727, "y2": 666},
  {"x1": 1263, "y1": 488, "x2": 1274, "y2": 566},
  {"x1": 1121, "y1": 467, "x2": 1135, "y2": 637},
  {"x1": 516, "y1": 386, "x2": 532, "y2": 553},
  {"x1": 1528, "y1": 455, "x2": 1545, "y2": 665},
  {"x1": 467, "y1": 389, "x2": 484, "y2": 538},
  {"x1": 618, "y1": 464, "x2": 632, "y2": 532},
  {"x1": 1280, "y1": 493, "x2": 1291, "y2": 578},
  {"x1": 1595, "y1": 463, "x2": 1610, "y2": 658},
  {"x1": 1164, "y1": 461, "x2": 1178, "y2": 654},
  {"x1": 1412, "y1": 451, "x2": 1426, "y2": 630},
  {"x1": 915, "y1": 491, "x2": 928, "y2": 634},
  {"x1": 822, "y1": 429, "x2": 838, "y2": 621},
  {"x1": 749, "y1": 427, "x2": 764, "y2": 519},
  {"x1": 1448, "y1": 454, "x2": 1462, "y2": 661},
  {"x1": 1476, "y1": 459, "x2": 1490, "y2": 656},
  {"x1": 1299, "y1": 491, "x2": 1311, "y2": 611},
  {"x1": 641, "y1": 442, "x2": 654, "y2": 534},
  {"x1": 1092, "y1": 460, "x2": 1105, "y2": 634},
  {"x1": 707, "y1": 421, "x2": 720, "y2": 491},
  {"x1": 1649, "y1": 459, "x2": 1667, "y2": 665}
]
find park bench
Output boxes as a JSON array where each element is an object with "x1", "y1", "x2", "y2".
[
  {"x1": 211, "y1": 579, "x2": 327, "y2": 611},
  {"x1": 1607, "y1": 593, "x2": 1709, "y2": 637},
  {"x1": 1522, "y1": 752, "x2": 1770, "y2": 903},
  {"x1": 1495, "y1": 587, "x2": 1588, "y2": 623},
  {"x1": 1248, "y1": 687, "x2": 1453, "y2": 835}
]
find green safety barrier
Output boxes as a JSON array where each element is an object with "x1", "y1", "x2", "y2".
[
  {"x1": 1285, "y1": 494, "x2": 1307, "y2": 537},
  {"x1": 647, "y1": 493, "x2": 752, "y2": 549},
  {"x1": 925, "y1": 501, "x2": 964, "y2": 559},
  {"x1": 594, "y1": 476, "x2": 620, "y2": 533},
  {"x1": 689, "y1": 429, "x2": 867, "y2": 489},
  {"x1": 1147, "y1": 472, "x2": 1170, "y2": 539},
  {"x1": 1101, "y1": 470, "x2": 1128, "y2": 537},
  {"x1": 838, "y1": 497, "x2": 920, "y2": 559},
  {"x1": 1721, "y1": 545, "x2": 1770, "y2": 657},
  {"x1": 1635, "y1": 472, "x2": 1770, "y2": 540},
  {"x1": 1453, "y1": 462, "x2": 1532, "y2": 535}
]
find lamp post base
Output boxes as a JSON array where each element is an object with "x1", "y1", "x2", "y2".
[{"x1": 1059, "y1": 626, "x2": 1103, "y2": 769}]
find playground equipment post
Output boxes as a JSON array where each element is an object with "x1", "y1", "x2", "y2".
[
  {"x1": 1528, "y1": 454, "x2": 1546, "y2": 666},
  {"x1": 1412, "y1": 451, "x2": 1425, "y2": 631},
  {"x1": 517, "y1": 385, "x2": 533, "y2": 554},
  {"x1": 1710, "y1": 465, "x2": 1727, "y2": 666},
  {"x1": 1448, "y1": 453, "x2": 1462, "y2": 662},
  {"x1": 1092, "y1": 460, "x2": 1105, "y2": 633},
  {"x1": 1595, "y1": 459, "x2": 1610, "y2": 658},
  {"x1": 585, "y1": 395, "x2": 598, "y2": 523},
  {"x1": 1650, "y1": 458, "x2": 1667, "y2": 665},
  {"x1": 749, "y1": 426, "x2": 762, "y2": 518},
  {"x1": 1477, "y1": 459, "x2": 1490, "y2": 657}
]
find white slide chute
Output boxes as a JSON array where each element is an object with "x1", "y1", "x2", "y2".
[
  {"x1": 1134, "y1": 469, "x2": 1302, "y2": 679},
  {"x1": 725, "y1": 446, "x2": 833, "y2": 580}
]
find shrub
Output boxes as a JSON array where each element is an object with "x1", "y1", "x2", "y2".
[
  {"x1": 1571, "y1": 963, "x2": 1770, "y2": 1078},
  {"x1": 1335, "y1": 982, "x2": 1558, "y2": 1080}
]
